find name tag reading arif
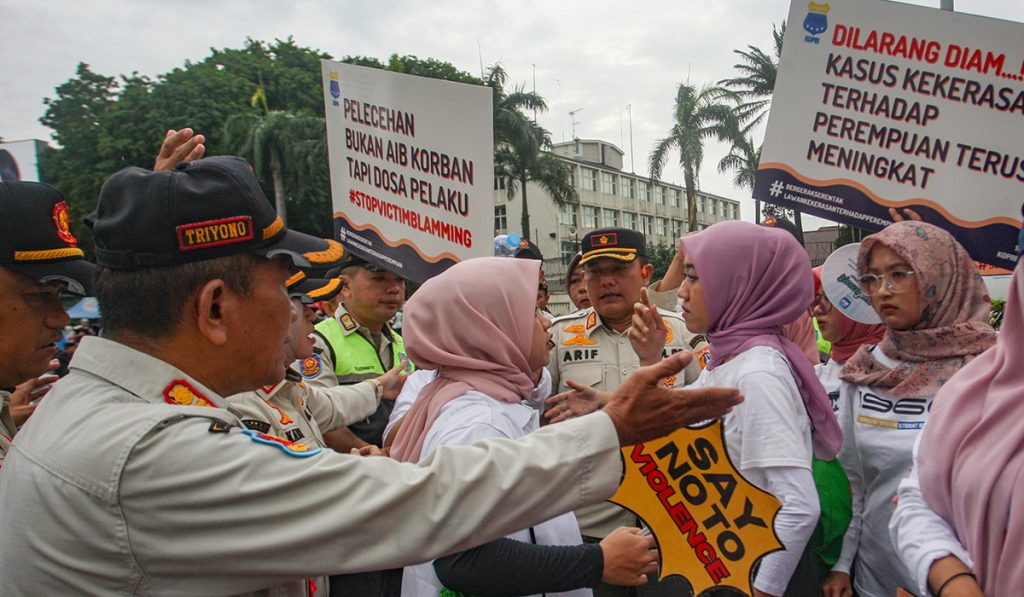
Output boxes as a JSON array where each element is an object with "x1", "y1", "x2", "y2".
[{"x1": 610, "y1": 421, "x2": 783, "y2": 596}]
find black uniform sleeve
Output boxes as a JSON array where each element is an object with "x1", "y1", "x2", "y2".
[{"x1": 433, "y1": 536, "x2": 604, "y2": 596}]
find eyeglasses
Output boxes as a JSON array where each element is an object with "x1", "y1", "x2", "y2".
[
  {"x1": 858, "y1": 270, "x2": 916, "y2": 294},
  {"x1": 812, "y1": 292, "x2": 833, "y2": 314}
]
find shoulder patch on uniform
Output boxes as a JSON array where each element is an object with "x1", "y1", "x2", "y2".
[
  {"x1": 663, "y1": 320, "x2": 674, "y2": 344},
  {"x1": 242, "y1": 429, "x2": 321, "y2": 458},
  {"x1": 695, "y1": 345, "x2": 711, "y2": 370},
  {"x1": 300, "y1": 355, "x2": 322, "y2": 379},
  {"x1": 340, "y1": 313, "x2": 357, "y2": 331},
  {"x1": 208, "y1": 419, "x2": 233, "y2": 433},
  {"x1": 688, "y1": 334, "x2": 707, "y2": 349},
  {"x1": 586, "y1": 311, "x2": 597, "y2": 330},
  {"x1": 241, "y1": 419, "x2": 272, "y2": 434},
  {"x1": 163, "y1": 380, "x2": 214, "y2": 408}
]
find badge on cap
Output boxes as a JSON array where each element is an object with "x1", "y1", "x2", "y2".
[
  {"x1": 594, "y1": 233, "x2": 618, "y2": 247},
  {"x1": 176, "y1": 216, "x2": 254, "y2": 252},
  {"x1": 241, "y1": 429, "x2": 321, "y2": 458},
  {"x1": 52, "y1": 201, "x2": 78, "y2": 246},
  {"x1": 301, "y1": 355, "x2": 322, "y2": 379},
  {"x1": 163, "y1": 380, "x2": 214, "y2": 408}
]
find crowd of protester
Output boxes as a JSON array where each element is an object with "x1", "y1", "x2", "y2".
[{"x1": 0, "y1": 126, "x2": 1019, "y2": 597}]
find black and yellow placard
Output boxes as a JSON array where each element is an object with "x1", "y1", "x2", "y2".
[{"x1": 610, "y1": 421, "x2": 783, "y2": 596}]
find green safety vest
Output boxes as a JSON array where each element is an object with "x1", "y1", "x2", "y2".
[{"x1": 314, "y1": 317, "x2": 413, "y2": 383}]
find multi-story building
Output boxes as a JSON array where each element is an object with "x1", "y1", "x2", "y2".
[{"x1": 494, "y1": 139, "x2": 742, "y2": 313}]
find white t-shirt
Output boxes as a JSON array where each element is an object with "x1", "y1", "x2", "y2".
[
  {"x1": 815, "y1": 358, "x2": 843, "y2": 416},
  {"x1": 402, "y1": 390, "x2": 589, "y2": 597},
  {"x1": 834, "y1": 347, "x2": 929, "y2": 596},
  {"x1": 685, "y1": 345, "x2": 817, "y2": 595}
]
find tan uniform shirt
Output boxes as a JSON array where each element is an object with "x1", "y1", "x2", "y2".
[
  {"x1": 0, "y1": 391, "x2": 15, "y2": 468},
  {"x1": 0, "y1": 336, "x2": 623, "y2": 596},
  {"x1": 226, "y1": 367, "x2": 378, "y2": 451},
  {"x1": 548, "y1": 307, "x2": 708, "y2": 538}
]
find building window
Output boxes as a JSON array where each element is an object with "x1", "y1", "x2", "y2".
[
  {"x1": 583, "y1": 206, "x2": 599, "y2": 228},
  {"x1": 622, "y1": 178, "x2": 635, "y2": 200},
  {"x1": 656, "y1": 217, "x2": 668, "y2": 238},
  {"x1": 601, "y1": 172, "x2": 617, "y2": 195},
  {"x1": 671, "y1": 219, "x2": 682, "y2": 238},
  {"x1": 624, "y1": 211, "x2": 638, "y2": 231},
  {"x1": 494, "y1": 176, "x2": 506, "y2": 191},
  {"x1": 494, "y1": 205, "x2": 507, "y2": 233},
  {"x1": 656, "y1": 187, "x2": 666, "y2": 205},
  {"x1": 603, "y1": 209, "x2": 620, "y2": 228},
  {"x1": 641, "y1": 215, "x2": 653, "y2": 236},
  {"x1": 698, "y1": 197, "x2": 705, "y2": 213},
  {"x1": 560, "y1": 203, "x2": 577, "y2": 227},
  {"x1": 561, "y1": 241, "x2": 577, "y2": 263},
  {"x1": 581, "y1": 168, "x2": 598, "y2": 192},
  {"x1": 671, "y1": 189, "x2": 681, "y2": 208},
  {"x1": 638, "y1": 182, "x2": 649, "y2": 203}
]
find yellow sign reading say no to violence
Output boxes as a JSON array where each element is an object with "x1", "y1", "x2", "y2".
[{"x1": 610, "y1": 420, "x2": 784, "y2": 596}]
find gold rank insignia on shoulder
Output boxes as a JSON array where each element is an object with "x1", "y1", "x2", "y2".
[
  {"x1": 562, "y1": 334, "x2": 599, "y2": 346},
  {"x1": 340, "y1": 313, "x2": 357, "y2": 331},
  {"x1": 689, "y1": 334, "x2": 708, "y2": 349},
  {"x1": 586, "y1": 312, "x2": 597, "y2": 330},
  {"x1": 663, "y1": 320, "x2": 674, "y2": 344},
  {"x1": 242, "y1": 429, "x2": 321, "y2": 458},
  {"x1": 562, "y1": 324, "x2": 586, "y2": 334},
  {"x1": 163, "y1": 380, "x2": 214, "y2": 408}
]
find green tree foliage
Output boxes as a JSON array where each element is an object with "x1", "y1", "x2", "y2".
[
  {"x1": 647, "y1": 241, "x2": 676, "y2": 282},
  {"x1": 37, "y1": 39, "x2": 483, "y2": 254},
  {"x1": 648, "y1": 83, "x2": 739, "y2": 232},
  {"x1": 719, "y1": 21, "x2": 785, "y2": 129},
  {"x1": 489, "y1": 65, "x2": 577, "y2": 239}
]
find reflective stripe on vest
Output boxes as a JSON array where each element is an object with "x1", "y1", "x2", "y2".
[{"x1": 314, "y1": 317, "x2": 412, "y2": 379}]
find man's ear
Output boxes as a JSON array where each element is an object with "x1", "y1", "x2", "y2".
[
  {"x1": 641, "y1": 263, "x2": 654, "y2": 283},
  {"x1": 195, "y1": 278, "x2": 229, "y2": 346},
  {"x1": 338, "y1": 274, "x2": 353, "y2": 300}
]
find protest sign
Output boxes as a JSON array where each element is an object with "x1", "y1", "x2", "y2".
[
  {"x1": 755, "y1": 0, "x2": 1023, "y2": 269},
  {"x1": 0, "y1": 140, "x2": 43, "y2": 182},
  {"x1": 321, "y1": 61, "x2": 493, "y2": 282},
  {"x1": 610, "y1": 421, "x2": 783, "y2": 596}
]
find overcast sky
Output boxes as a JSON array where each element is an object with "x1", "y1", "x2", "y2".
[{"x1": 2, "y1": 0, "x2": 1021, "y2": 228}]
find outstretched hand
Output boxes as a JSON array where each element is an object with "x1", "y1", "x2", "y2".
[
  {"x1": 629, "y1": 287, "x2": 667, "y2": 366},
  {"x1": 544, "y1": 380, "x2": 610, "y2": 424},
  {"x1": 377, "y1": 357, "x2": 411, "y2": 402},
  {"x1": 602, "y1": 352, "x2": 743, "y2": 446},
  {"x1": 599, "y1": 527, "x2": 659, "y2": 587},
  {"x1": 9, "y1": 359, "x2": 59, "y2": 427},
  {"x1": 888, "y1": 207, "x2": 923, "y2": 222},
  {"x1": 154, "y1": 128, "x2": 206, "y2": 171}
]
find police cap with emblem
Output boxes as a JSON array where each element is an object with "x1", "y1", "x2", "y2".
[
  {"x1": 513, "y1": 238, "x2": 544, "y2": 261},
  {"x1": 579, "y1": 227, "x2": 646, "y2": 266},
  {"x1": 286, "y1": 270, "x2": 344, "y2": 305},
  {"x1": 87, "y1": 156, "x2": 344, "y2": 270},
  {"x1": 0, "y1": 181, "x2": 95, "y2": 296}
]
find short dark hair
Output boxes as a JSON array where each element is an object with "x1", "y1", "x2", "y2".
[{"x1": 95, "y1": 254, "x2": 260, "y2": 337}]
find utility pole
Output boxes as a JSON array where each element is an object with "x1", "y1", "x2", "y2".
[
  {"x1": 569, "y1": 108, "x2": 584, "y2": 140},
  {"x1": 626, "y1": 104, "x2": 635, "y2": 173}
]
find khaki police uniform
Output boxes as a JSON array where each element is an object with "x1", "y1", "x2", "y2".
[
  {"x1": 0, "y1": 335, "x2": 624, "y2": 595},
  {"x1": 0, "y1": 391, "x2": 16, "y2": 468},
  {"x1": 307, "y1": 303, "x2": 412, "y2": 447},
  {"x1": 226, "y1": 366, "x2": 379, "y2": 452},
  {"x1": 548, "y1": 307, "x2": 708, "y2": 541}
]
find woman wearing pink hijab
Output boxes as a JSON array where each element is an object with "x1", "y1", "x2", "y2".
[
  {"x1": 669, "y1": 220, "x2": 841, "y2": 597},
  {"x1": 890, "y1": 244, "x2": 1023, "y2": 596},
  {"x1": 392, "y1": 257, "x2": 657, "y2": 597},
  {"x1": 826, "y1": 221, "x2": 996, "y2": 597}
]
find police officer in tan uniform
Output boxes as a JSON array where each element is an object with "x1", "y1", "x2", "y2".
[
  {"x1": 0, "y1": 182, "x2": 94, "y2": 467},
  {"x1": 547, "y1": 227, "x2": 708, "y2": 597},
  {"x1": 0, "y1": 157, "x2": 743, "y2": 595}
]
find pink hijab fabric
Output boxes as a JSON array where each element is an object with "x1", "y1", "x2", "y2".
[
  {"x1": 840, "y1": 222, "x2": 996, "y2": 397},
  {"x1": 390, "y1": 257, "x2": 539, "y2": 463},
  {"x1": 917, "y1": 262, "x2": 1024, "y2": 594},
  {"x1": 681, "y1": 220, "x2": 842, "y2": 459}
]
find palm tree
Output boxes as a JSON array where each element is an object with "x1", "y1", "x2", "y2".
[
  {"x1": 717, "y1": 121, "x2": 763, "y2": 222},
  {"x1": 648, "y1": 82, "x2": 739, "y2": 232},
  {"x1": 719, "y1": 21, "x2": 785, "y2": 129},
  {"x1": 487, "y1": 65, "x2": 576, "y2": 239},
  {"x1": 222, "y1": 109, "x2": 325, "y2": 223}
]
